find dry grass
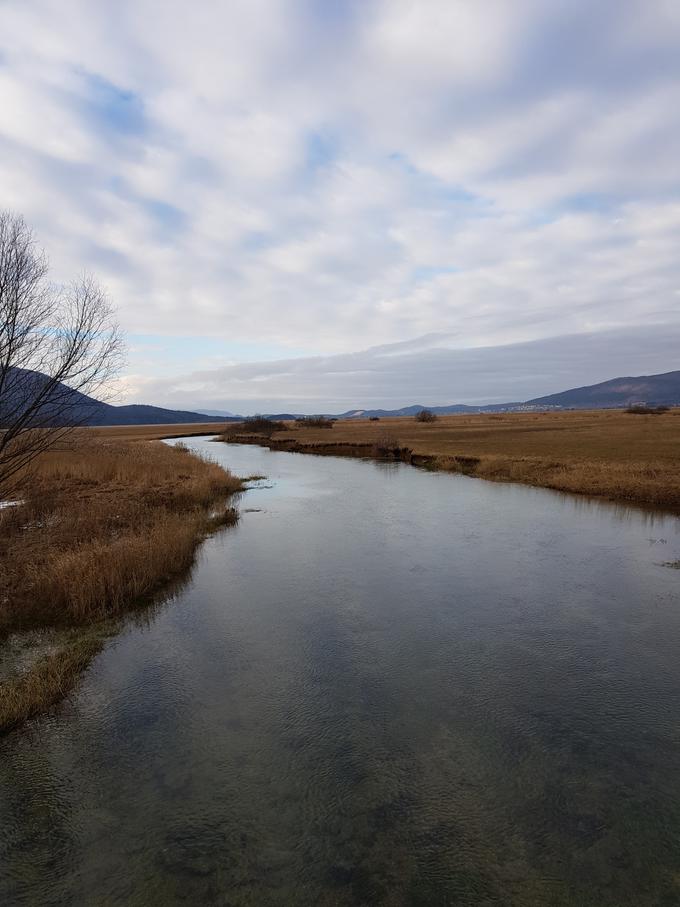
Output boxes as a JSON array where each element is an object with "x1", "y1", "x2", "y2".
[
  {"x1": 220, "y1": 408, "x2": 680, "y2": 510},
  {"x1": 1, "y1": 438, "x2": 242, "y2": 632},
  {"x1": 0, "y1": 437, "x2": 242, "y2": 733},
  {"x1": 88, "y1": 422, "x2": 231, "y2": 442}
]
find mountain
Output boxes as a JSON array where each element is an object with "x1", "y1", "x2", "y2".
[
  {"x1": 6, "y1": 367, "x2": 679, "y2": 428},
  {"x1": 90, "y1": 404, "x2": 238, "y2": 426},
  {"x1": 0, "y1": 367, "x2": 237, "y2": 426},
  {"x1": 334, "y1": 402, "x2": 518, "y2": 419},
  {"x1": 527, "y1": 370, "x2": 680, "y2": 409}
]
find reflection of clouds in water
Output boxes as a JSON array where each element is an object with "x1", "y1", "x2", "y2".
[{"x1": 3, "y1": 438, "x2": 680, "y2": 904}]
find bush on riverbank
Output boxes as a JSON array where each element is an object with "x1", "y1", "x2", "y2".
[
  {"x1": 294, "y1": 416, "x2": 334, "y2": 429},
  {"x1": 221, "y1": 417, "x2": 288, "y2": 440},
  {"x1": 243, "y1": 416, "x2": 287, "y2": 435},
  {"x1": 372, "y1": 431, "x2": 402, "y2": 457}
]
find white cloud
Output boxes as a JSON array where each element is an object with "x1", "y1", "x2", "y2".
[
  {"x1": 0, "y1": 0, "x2": 679, "y2": 403},
  {"x1": 129, "y1": 325, "x2": 680, "y2": 414}
]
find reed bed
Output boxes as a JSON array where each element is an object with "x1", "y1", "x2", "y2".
[{"x1": 0, "y1": 438, "x2": 242, "y2": 732}]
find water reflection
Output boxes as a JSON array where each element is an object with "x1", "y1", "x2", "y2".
[{"x1": 1, "y1": 438, "x2": 680, "y2": 906}]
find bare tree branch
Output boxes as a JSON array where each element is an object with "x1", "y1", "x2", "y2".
[{"x1": 0, "y1": 211, "x2": 124, "y2": 494}]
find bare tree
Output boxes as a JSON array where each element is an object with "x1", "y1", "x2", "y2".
[
  {"x1": 0, "y1": 211, "x2": 123, "y2": 493},
  {"x1": 415, "y1": 409, "x2": 437, "y2": 422}
]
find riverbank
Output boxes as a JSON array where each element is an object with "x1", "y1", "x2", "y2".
[
  {"x1": 0, "y1": 438, "x2": 242, "y2": 733},
  {"x1": 219, "y1": 408, "x2": 680, "y2": 511}
]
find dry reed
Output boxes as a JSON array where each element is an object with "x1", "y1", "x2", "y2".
[{"x1": 0, "y1": 438, "x2": 242, "y2": 732}]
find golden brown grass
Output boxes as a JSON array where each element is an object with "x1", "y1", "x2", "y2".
[
  {"x1": 89, "y1": 422, "x2": 231, "y2": 441},
  {"x1": 0, "y1": 437, "x2": 242, "y2": 733},
  {"x1": 221, "y1": 408, "x2": 680, "y2": 510}
]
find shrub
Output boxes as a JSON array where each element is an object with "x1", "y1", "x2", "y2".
[
  {"x1": 243, "y1": 416, "x2": 287, "y2": 435},
  {"x1": 369, "y1": 416, "x2": 380, "y2": 421},
  {"x1": 415, "y1": 409, "x2": 438, "y2": 422},
  {"x1": 625, "y1": 405, "x2": 669, "y2": 415},
  {"x1": 372, "y1": 431, "x2": 401, "y2": 456},
  {"x1": 294, "y1": 415, "x2": 334, "y2": 429}
]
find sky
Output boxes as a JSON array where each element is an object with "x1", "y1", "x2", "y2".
[{"x1": 1, "y1": 0, "x2": 679, "y2": 413}]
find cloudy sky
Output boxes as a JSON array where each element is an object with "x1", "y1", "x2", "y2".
[{"x1": 1, "y1": 0, "x2": 679, "y2": 412}]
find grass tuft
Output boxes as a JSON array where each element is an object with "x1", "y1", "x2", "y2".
[{"x1": 0, "y1": 636, "x2": 103, "y2": 734}]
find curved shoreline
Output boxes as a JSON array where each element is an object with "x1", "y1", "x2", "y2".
[{"x1": 220, "y1": 431, "x2": 680, "y2": 514}]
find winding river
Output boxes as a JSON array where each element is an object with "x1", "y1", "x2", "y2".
[{"x1": 2, "y1": 436, "x2": 680, "y2": 906}]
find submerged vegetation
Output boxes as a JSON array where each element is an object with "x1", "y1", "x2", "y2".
[{"x1": 0, "y1": 438, "x2": 242, "y2": 733}]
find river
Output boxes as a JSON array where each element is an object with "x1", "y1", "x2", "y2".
[{"x1": 2, "y1": 436, "x2": 680, "y2": 906}]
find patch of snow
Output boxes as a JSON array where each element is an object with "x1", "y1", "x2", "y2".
[{"x1": 0, "y1": 500, "x2": 23, "y2": 510}]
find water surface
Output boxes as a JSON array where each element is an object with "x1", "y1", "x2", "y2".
[{"x1": 2, "y1": 437, "x2": 680, "y2": 906}]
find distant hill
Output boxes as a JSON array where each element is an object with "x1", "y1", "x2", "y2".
[
  {"x1": 91, "y1": 404, "x2": 237, "y2": 426},
  {"x1": 6, "y1": 367, "x2": 679, "y2": 427},
  {"x1": 334, "y1": 402, "x2": 517, "y2": 419},
  {"x1": 527, "y1": 370, "x2": 680, "y2": 409},
  {"x1": 0, "y1": 368, "x2": 237, "y2": 427}
]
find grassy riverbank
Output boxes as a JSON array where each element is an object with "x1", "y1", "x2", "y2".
[
  {"x1": 0, "y1": 438, "x2": 242, "y2": 733},
  {"x1": 219, "y1": 408, "x2": 680, "y2": 511}
]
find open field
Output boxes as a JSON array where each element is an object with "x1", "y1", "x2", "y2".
[
  {"x1": 217, "y1": 408, "x2": 680, "y2": 511},
  {"x1": 90, "y1": 422, "x2": 232, "y2": 441},
  {"x1": 0, "y1": 438, "x2": 241, "y2": 733}
]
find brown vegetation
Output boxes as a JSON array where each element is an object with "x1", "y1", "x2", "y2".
[
  {"x1": 0, "y1": 634, "x2": 103, "y2": 734},
  {"x1": 244, "y1": 416, "x2": 287, "y2": 434},
  {"x1": 0, "y1": 438, "x2": 242, "y2": 733},
  {"x1": 372, "y1": 430, "x2": 403, "y2": 457},
  {"x1": 415, "y1": 409, "x2": 438, "y2": 422},
  {"x1": 625, "y1": 404, "x2": 670, "y2": 415},
  {"x1": 294, "y1": 415, "x2": 334, "y2": 428},
  {"x1": 216, "y1": 408, "x2": 680, "y2": 511},
  {"x1": 89, "y1": 422, "x2": 232, "y2": 442}
]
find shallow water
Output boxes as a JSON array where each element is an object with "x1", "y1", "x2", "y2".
[{"x1": 2, "y1": 437, "x2": 680, "y2": 906}]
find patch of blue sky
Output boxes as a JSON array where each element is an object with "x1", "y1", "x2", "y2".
[
  {"x1": 240, "y1": 231, "x2": 276, "y2": 252},
  {"x1": 78, "y1": 71, "x2": 145, "y2": 138},
  {"x1": 103, "y1": 174, "x2": 187, "y2": 241},
  {"x1": 561, "y1": 193, "x2": 619, "y2": 213},
  {"x1": 142, "y1": 199, "x2": 187, "y2": 240},
  {"x1": 305, "y1": 129, "x2": 338, "y2": 171},
  {"x1": 412, "y1": 266, "x2": 460, "y2": 282},
  {"x1": 388, "y1": 152, "x2": 482, "y2": 207},
  {"x1": 301, "y1": 0, "x2": 364, "y2": 35},
  {"x1": 525, "y1": 193, "x2": 624, "y2": 229}
]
